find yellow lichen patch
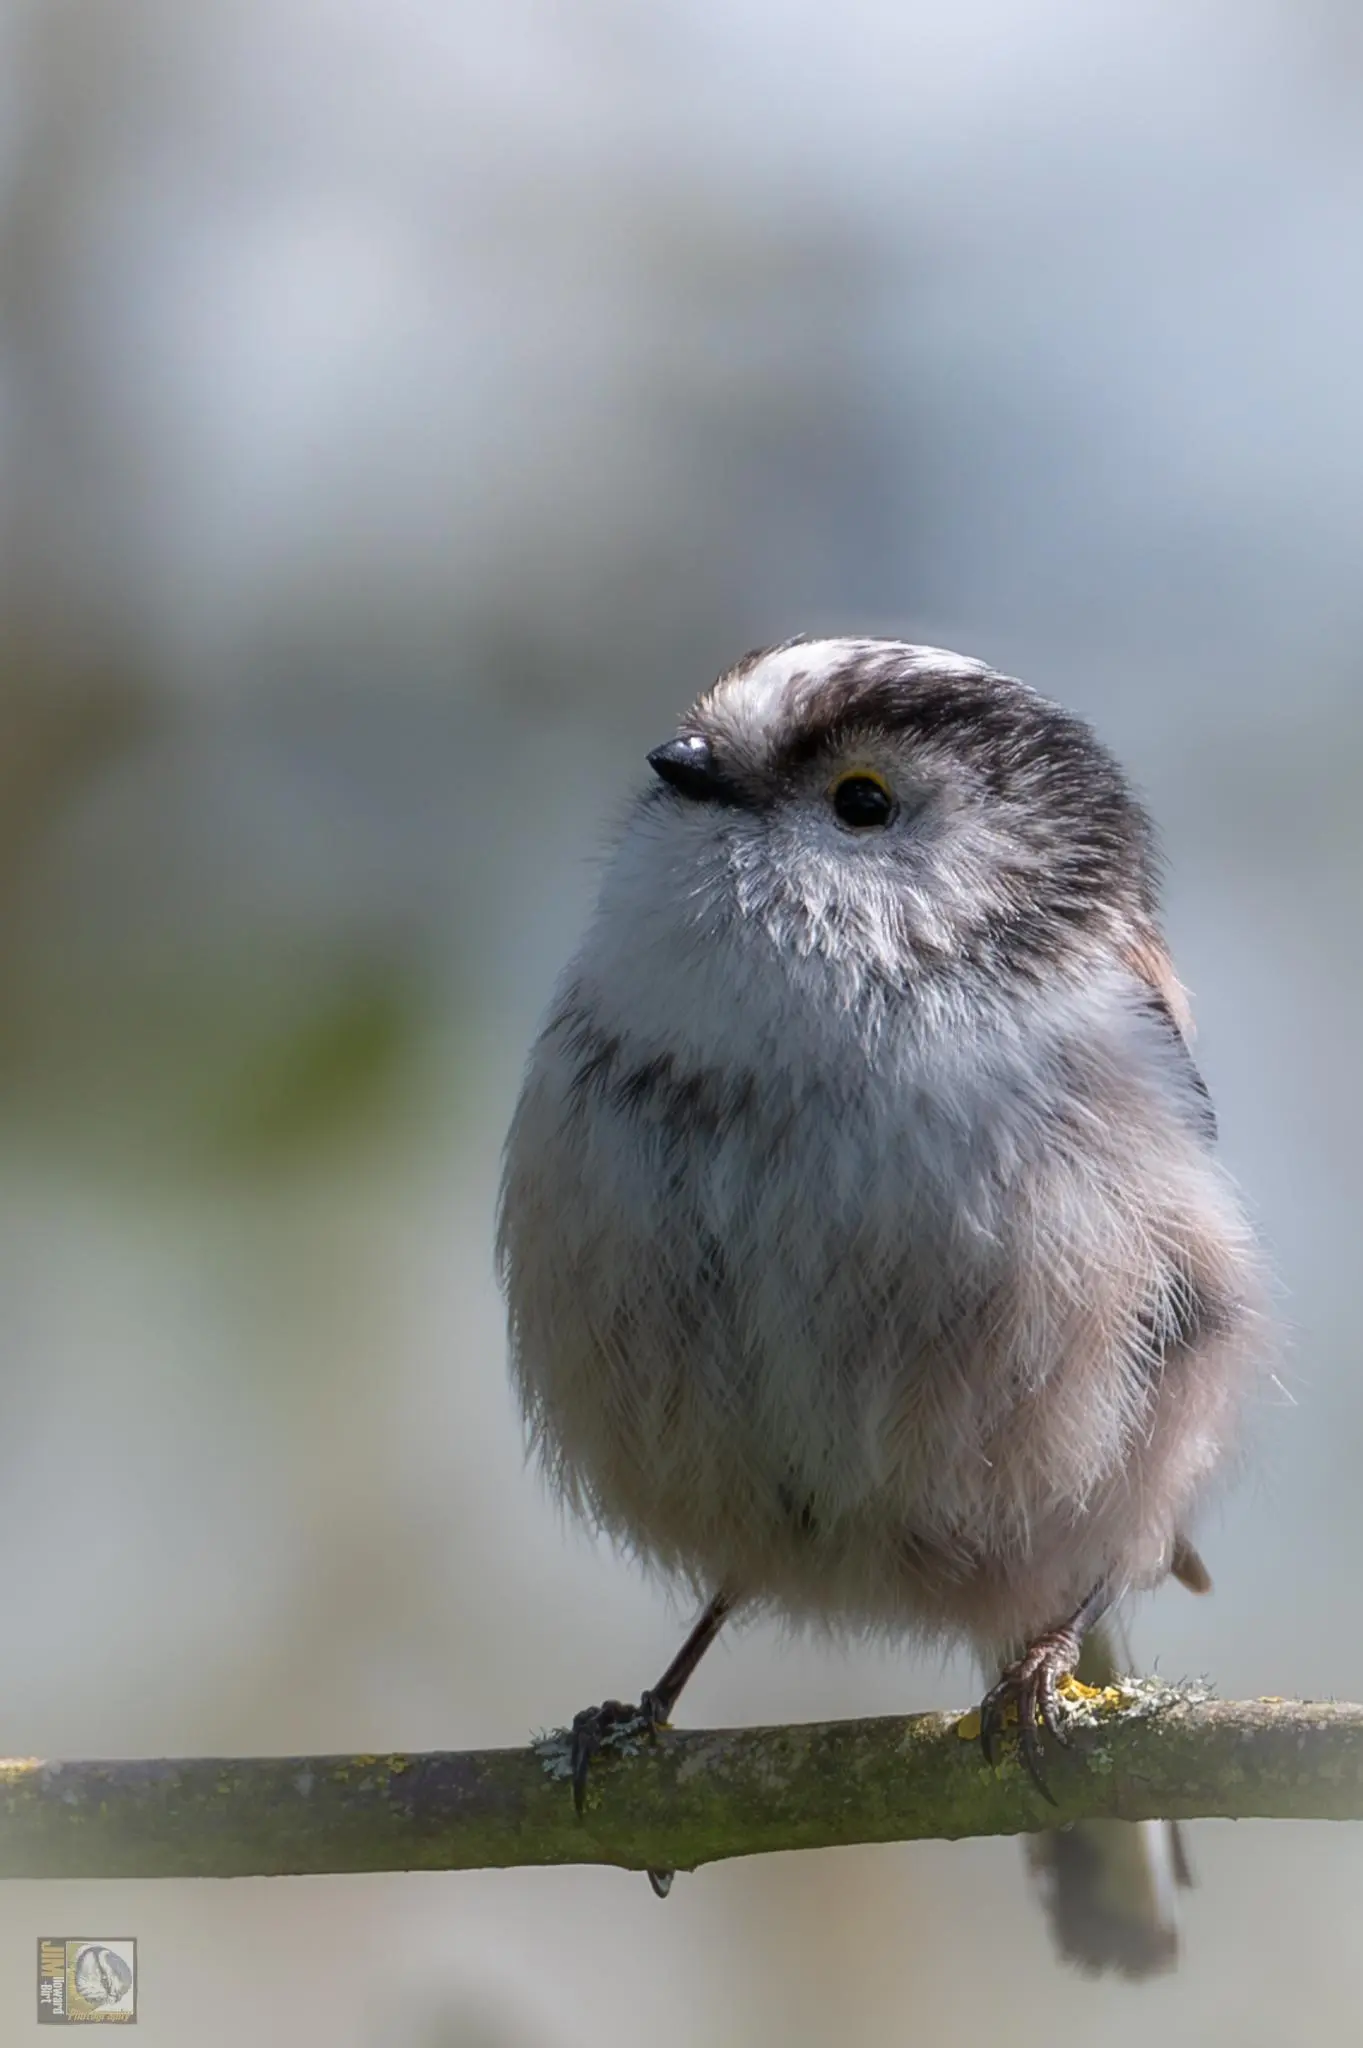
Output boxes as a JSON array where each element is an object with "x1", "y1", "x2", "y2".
[
  {"x1": 0, "y1": 1757, "x2": 44, "y2": 1781},
  {"x1": 957, "y1": 1675, "x2": 1132, "y2": 1743},
  {"x1": 955, "y1": 1703, "x2": 1017, "y2": 1741},
  {"x1": 1056, "y1": 1676, "x2": 1128, "y2": 1710}
]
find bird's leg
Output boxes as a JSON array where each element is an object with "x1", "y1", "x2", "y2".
[
  {"x1": 979, "y1": 1582, "x2": 1112, "y2": 1803},
  {"x1": 569, "y1": 1587, "x2": 731, "y2": 1805},
  {"x1": 569, "y1": 1588, "x2": 733, "y2": 1897}
]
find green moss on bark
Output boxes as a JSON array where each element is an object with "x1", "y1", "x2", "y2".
[{"x1": 0, "y1": 1690, "x2": 1359, "y2": 1881}]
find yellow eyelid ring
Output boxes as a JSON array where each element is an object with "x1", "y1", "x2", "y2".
[
  {"x1": 827, "y1": 766, "x2": 893, "y2": 802},
  {"x1": 827, "y1": 766, "x2": 899, "y2": 829}
]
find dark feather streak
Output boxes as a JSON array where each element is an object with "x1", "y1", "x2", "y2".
[{"x1": 558, "y1": 999, "x2": 759, "y2": 1145}]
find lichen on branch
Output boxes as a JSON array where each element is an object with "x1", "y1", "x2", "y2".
[{"x1": 0, "y1": 1688, "x2": 1359, "y2": 1882}]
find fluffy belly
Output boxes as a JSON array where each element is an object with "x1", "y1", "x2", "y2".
[
  {"x1": 500, "y1": 1004, "x2": 1246, "y2": 1650},
  {"x1": 507, "y1": 1151, "x2": 1160, "y2": 1644}
]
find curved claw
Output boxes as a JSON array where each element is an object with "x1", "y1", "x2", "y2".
[
  {"x1": 569, "y1": 1695, "x2": 679, "y2": 1895},
  {"x1": 978, "y1": 1629, "x2": 1084, "y2": 1804},
  {"x1": 569, "y1": 1707, "x2": 598, "y2": 1815},
  {"x1": 978, "y1": 1678, "x2": 1007, "y2": 1767},
  {"x1": 1036, "y1": 1660, "x2": 1070, "y2": 1748},
  {"x1": 1016, "y1": 1698, "x2": 1057, "y2": 1804},
  {"x1": 568, "y1": 1694, "x2": 666, "y2": 1816},
  {"x1": 570, "y1": 1698, "x2": 631, "y2": 1814}
]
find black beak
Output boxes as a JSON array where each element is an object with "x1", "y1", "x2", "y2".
[{"x1": 646, "y1": 735, "x2": 741, "y2": 805}]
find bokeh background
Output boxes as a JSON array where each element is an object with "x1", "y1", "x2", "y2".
[{"x1": 0, "y1": 0, "x2": 1358, "y2": 2041}]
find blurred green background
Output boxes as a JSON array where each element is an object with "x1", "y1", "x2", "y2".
[{"x1": 0, "y1": 1, "x2": 1358, "y2": 2041}]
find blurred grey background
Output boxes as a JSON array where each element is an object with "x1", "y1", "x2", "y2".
[{"x1": 0, "y1": 0, "x2": 1357, "y2": 2041}]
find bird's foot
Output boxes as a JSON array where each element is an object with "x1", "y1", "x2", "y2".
[
  {"x1": 569, "y1": 1688, "x2": 667, "y2": 1812},
  {"x1": 568, "y1": 1688, "x2": 675, "y2": 1897},
  {"x1": 978, "y1": 1622, "x2": 1085, "y2": 1803}
]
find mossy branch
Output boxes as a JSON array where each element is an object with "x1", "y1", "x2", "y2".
[{"x1": 0, "y1": 1686, "x2": 1359, "y2": 1881}]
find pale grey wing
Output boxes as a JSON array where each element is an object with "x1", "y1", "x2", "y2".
[
  {"x1": 1124, "y1": 932, "x2": 1217, "y2": 1593},
  {"x1": 1025, "y1": 937, "x2": 1212, "y2": 1976},
  {"x1": 1123, "y1": 932, "x2": 1217, "y2": 1144}
]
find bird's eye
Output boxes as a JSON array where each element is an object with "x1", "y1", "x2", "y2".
[{"x1": 829, "y1": 770, "x2": 897, "y2": 830}]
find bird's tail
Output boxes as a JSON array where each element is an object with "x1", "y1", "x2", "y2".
[{"x1": 1024, "y1": 1617, "x2": 1193, "y2": 1979}]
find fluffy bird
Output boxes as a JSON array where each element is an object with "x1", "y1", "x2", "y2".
[{"x1": 498, "y1": 637, "x2": 1267, "y2": 1974}]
